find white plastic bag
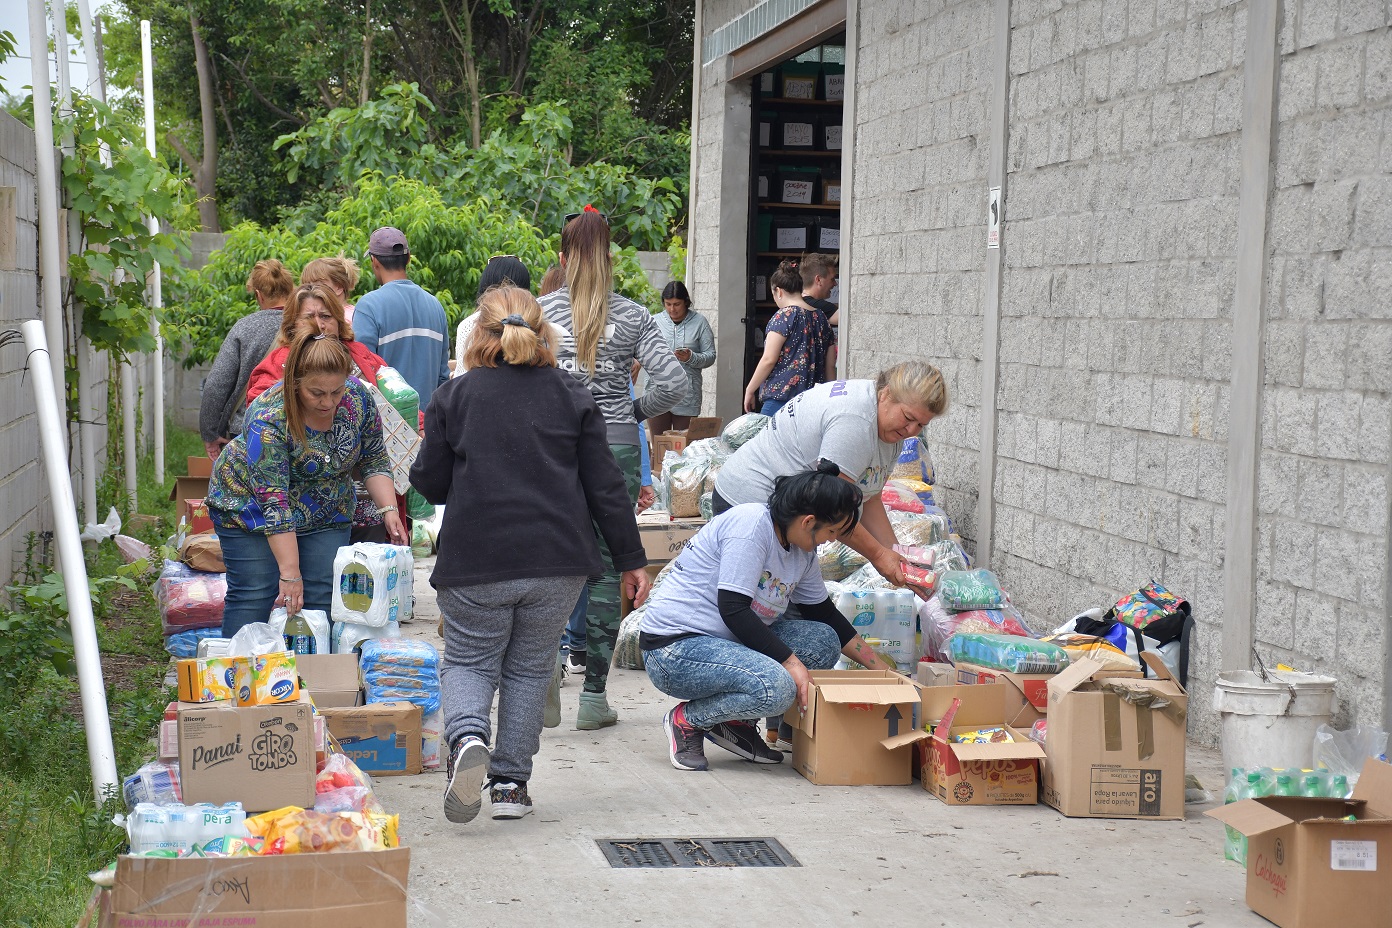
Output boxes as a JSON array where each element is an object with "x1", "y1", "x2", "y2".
[
  {"x1": 332, "y1": 543, "x2": 414, "y2": 627},
  {"x1": 268, "y1": 608, "x2": 331, "y2": 656},
  {"x1": 229, "y1": 622, "x2": 285, "y2": 658},
  {"x1": 332, "y1": 619, "x2": 401, "y2": 654},
  {"x1": 80, "y1": 507, "x2": 121, "y2": 543},
  {"x1": 421, "y1": 710, "x2": 443, "y2": 770},
  {"x1": 1313, "y1": 725, "x2": 1389, "y2": 787}
]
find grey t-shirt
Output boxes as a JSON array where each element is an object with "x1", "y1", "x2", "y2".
[
  {"x1": 640, "y1": 504, "x2": 828, "y2": 642},
  {"x1": 714, "y1": 379, "x2": 903, "y2": 506}
]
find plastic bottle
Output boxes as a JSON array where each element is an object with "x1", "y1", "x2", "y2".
[
  {"x1": 283, "y1": 611, "x2": 317, "y2": 654},
  {"x1": 1224, "y1": 768, "x2": 1248, "y2": 864},
  {"x1": 1275, "y1": 772, "x2": 1299, "y2": 796},
  {"x1": 1301, "y1": 772, "x2": 1328, "y2": 798},
  {"x1": 127, "y1": 804, "x2": 173, "y2": 855},
  {"x1": 1331, "y1": 774, "x2": 1351, "y2": 799}
]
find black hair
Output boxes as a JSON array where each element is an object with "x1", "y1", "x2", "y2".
[
  {"x1": 661, "y1": 280, "x2": 692, "y2": 305},
  {"x1": 768, "y1": 460, "x2": 863, "y2": 537},
  {"x1": 770, "y1": 259, "x2": 802, "y2": 294},
  {"x1": 375, "y1": 253, "x2": 409, "y2": 272},
  {"x1": 478, "y1": 256, "x2": 532, "y2": 297}
]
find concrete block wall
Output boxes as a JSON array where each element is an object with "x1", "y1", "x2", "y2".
[
  {"x1": 846, "y1": 0, "x2": 996, "y2": 550},
  {"x1": 1254, "y1": 1, "x2": 1392, "y2": 728},
  {"x1": 991, "y1": 1, "x2": 1246, "y2": 740}
]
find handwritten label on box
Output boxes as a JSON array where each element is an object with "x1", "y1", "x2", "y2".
[
  {"x1": 819, "y1": 227, "x2": 841, "y2": 250},
  {"x1": 825, "y1": 182, "x2": 842, "y2": 204},
  {"x1": 782, "y1": 180, "x2": 814, "y2": 204},
  {"x1": 784, "y1": 77, "x2": 816, "y2": 100},
  {"x1": 775, "y1": 227, "x2": 808, "y2": 250},
  {"x1": 826, "y1": 126, "x2": 844, "y2": 150},
  {"x1": 826, "y1": 75, "x2": 845, "y2": 101},
  {"x1": 783, "y1": 122, "x2": 814, "y2": 147}
]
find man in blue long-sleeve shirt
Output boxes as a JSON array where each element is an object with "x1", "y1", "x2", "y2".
[{"x1": 352, "y1": 227, "x2": 451, "y2": 411}]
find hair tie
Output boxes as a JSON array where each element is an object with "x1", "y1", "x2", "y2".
[
  {"x1": 815, "y1": 459, "x2": 841, "y2": 477},
  {"x1": 501, "y1": 314, "x2": 527, "y2": 327}
]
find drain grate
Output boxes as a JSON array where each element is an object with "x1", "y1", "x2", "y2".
[{"x1": 598, "y1": 837, "x2": 799, "y2": 869}]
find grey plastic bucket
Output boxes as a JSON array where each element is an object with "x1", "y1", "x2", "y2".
[{"x1": 1213, "y1": 670, "x2": 1336, "y2": 775}]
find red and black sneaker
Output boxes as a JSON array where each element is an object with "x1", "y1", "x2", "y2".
[
  {"x1": 663, "y1": 703, "x2": 709, "y2": 771},
  {"x1": 708, "y1": 719, "x2": 784, "y2": 764}
]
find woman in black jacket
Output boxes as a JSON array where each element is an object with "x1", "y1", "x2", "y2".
[{"x1": 410, "y1": 285, "x2": 652, "y2": 827}]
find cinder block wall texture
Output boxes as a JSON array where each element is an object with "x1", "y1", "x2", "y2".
[{"x1": 694, "y1": 0, "x2": 1392, "y2": 740}]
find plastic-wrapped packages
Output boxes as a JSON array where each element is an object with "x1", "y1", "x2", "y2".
[
  {"x1": 360, "y1": 638, "x2": 441, "y2": 715},
  {"x1": 938, "y1": 569, "x2": 1007, "y2": 611},
  {"x1": 331, "y1": 619, "x2": 401, "y2": 654},
  {"x1": 923, "y1": 539, "x2": 971, "y2": 574},
  {"x1": 720, "y1": 413, "x2": 770, "y2": 450},
  {"x1": 832, "y1": 589, "x2": 916, "y2": 670},
  {"x1": 663, "y1": 450, "x2": 715, "y2": 519},
  {"x1": 891, "y1": 477, "x2": 935, "y2": 509},
  {"x1": 699, "y1": 490, "x2": 714, "y2": 521},
  {"x1": 949, "y1": 633, "x2": 1069, "y2": 674},
  {"x1": 254, "y1": 809, "x2": 392, "y2": 854},
  {"x1": 268, "y1": 608, "x2": 331, "y2": 655},
  {"x1": 919, "y1": 595, "x2": 1035, "y2": 664},
  {"x1": 123, "y1": 761, "x2": 182, "y2": 810},
  {"x1": 881, "y1": 481, "x2": 926, "y2": 513},
  {"x1": 316, "y1": 753, "x2": 373, "y2": 792},
  {"x1": 839, "y1": 561, "x2": 894, "y2": 591},
  {"x1": 313, "y1": 786, "x2": 382, "y2": 814},
  {"x1": 164, "y1": 627, "x2": 224, "y2": 659},
  {"x1": 421, "y1": 709, "x2": 443, "y2": 770},
  {"x1": 376, "y1": 366, "x2": 419, "y2": 424},
  {"x1": 890, "y1": 435, "x2": 934, "y2": 484},
  {"x1": 888, "y1": 508, "x2": 951, "y2": 548},
  {"x1": 1313, "y1": 725, "x2": 1390, "y2": 787},
  {"x1": 1042, "y1": 634, "x2": 1140, "y2": 673},
  {"x1": 614, "y1": 561, "x2": 679, "y2": 670},
  {"x1": 332, "y1": 543, "x2": 414, "y2": 627},
  {"x1": 156, "y1": 559, "x2": 227, "y2": 634},
  {"x1": 817, "y1": 540, "x2": 868, "y2": 581}
]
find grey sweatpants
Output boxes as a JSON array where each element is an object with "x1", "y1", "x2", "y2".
[{"x1": 439, "y1": 575, "x2": 587, "y2": 782}]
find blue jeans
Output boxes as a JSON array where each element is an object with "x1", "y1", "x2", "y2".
[
  {"x1": 560, "y1": 587, "x2": 590, "y2": 653},
  {"x1": 642, "y1": 619, "x2": 841, "y2": 730},
  {"x1": 759, "y1": 399, "x2": 787, "y2": 417},
  {"x1": 217, "y1": 524, "x2": 351, "y2": 636}
]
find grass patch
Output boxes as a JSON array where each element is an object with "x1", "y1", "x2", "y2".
[{"x1": 0, "y1": 424, "x2": 199, "y2": 927}]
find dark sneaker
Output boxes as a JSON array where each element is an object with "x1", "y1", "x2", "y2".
[
  {"x1": 708, "y1": 719, "x2": 784, "y2": 764},
  {"x1": 444, "y1": 735, "x2": 489, "y2": 824},
  {"x1": 564, "y1": 649, "x2": 587, "y2": 677},
  {"x1": 490, "y1": 781, "x2": 534, "y2": 819},
  {"x1": 664, "y1": 704, "x2": 709, "y2": 771}
]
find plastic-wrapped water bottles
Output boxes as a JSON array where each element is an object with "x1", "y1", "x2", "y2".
[{"x1": 126, "y1": 802, "x2": 247, "y2": 856}]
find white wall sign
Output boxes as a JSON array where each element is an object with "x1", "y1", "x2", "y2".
[{"x1": 987, "y1": 186, "x2": 1002, "y2": 249}]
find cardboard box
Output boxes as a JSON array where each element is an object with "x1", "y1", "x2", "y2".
[
  {"x1": 103, "y1": 847, "x2": 410, "y2": 928},
  {"x1": 953, "y1": 662, "x2": 1055, "y2": 729},
  {"x1": 912, "y1": 685, "x2": 1044, "y2": 805},
  {"x1": 169, "y1": 476, "x2": 211, "y2": 526},
  {"x1": 1207, "y1": 759, "x2": 1392, "y2": 928},
  {"x1": 321, "y1": 701, "x2": 422, "y2": 776},
  {"x1": 177, "y1": 695, "x2": 316, "y2": 811},
  {"x1": 916, "y1": 661, "x2": 956, "y2": 687},
  {"x1": 298, "y1": 653, "x2": 363, "y2": 709},
  {"x1": 682, "y1": 417, "x2": 723, "y2": 441},
  {"x1": 638, "y1": 519, "x2": 705, "y2": 562},
  {"x1": 176, "y1": 656, "x2": 239, "y2": 703},
  {"x1": 783, "y1": 670, "x2": 921, "y2": 786},
  {"x1": 651, "y1": 433, "x2": 687, "y2": 475},
  {"x1": 186, "y1": 455, "x2": 214, "y2": 478},
  {"x1": 184, "y1": 498, "x2": 213, "y2": 535},
  {"x1": 1041, "y1": 654, "x2": 1188, "y2": 820}
]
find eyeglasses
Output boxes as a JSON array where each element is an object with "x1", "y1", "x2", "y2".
[{"x1": 564, "y1": 210, "x2": 609, "y2": 226}]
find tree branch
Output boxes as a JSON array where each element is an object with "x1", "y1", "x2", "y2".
[
  {"x1": 219, "y1": 52, "x2": 306, "y2": 126},
  {"x1": 166, "y1": 130, "x2": 197, "y2": 167}
]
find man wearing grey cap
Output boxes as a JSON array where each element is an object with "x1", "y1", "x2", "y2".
[{"x1": 352, "y1": 227, "x2": 451, "y2": 410}]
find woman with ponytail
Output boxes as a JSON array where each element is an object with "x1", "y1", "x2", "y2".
[
  {"x1": 206, "y1": 330, "x2": 404, "y2": 636},
  {"x1": 639, "y1": 463, "x2": 895, "y2": 772},
  {"x1": 537, "y1": 207, "x2": 690, "y2": 729},
  {"x1": 411, "y1": 285, "x2": 652, "y2": 826}
]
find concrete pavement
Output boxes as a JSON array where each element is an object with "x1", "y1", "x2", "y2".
[{"x1": 381, "y1": 559, "x2": 1261, "y2": 928}]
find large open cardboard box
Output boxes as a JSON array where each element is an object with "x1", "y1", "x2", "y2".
[
  {"x1": 783, "y1": 670, "x2": 920, "y2": 786},
  {"x1": 883, "y1": 683, "x2": 1045, "y2": 805},
  {"x1": 637, "y1": 518, "x2": 706, "y2": 562},
  {"x1": 101, "y1": 846, "x2": 410, "y2": 928},
  {"x1": 297, "y1": 653, "x2": 363, "y2": 709},
  {"x1": 953, "y1": 662, "x2": 1054, "y2": 728},
  {"x1": 1041, "y1": 654, "x2": 1188, "y2": 820},
  {"x1": 169, "y1": 476, "x2": 212, "y2": 527},
  {"x1": 1207, "y1": 758, "x2": 1392, "y2": 928},
  {"x1": 321, "y1": 701, "x2": 422, "y2": 776}
]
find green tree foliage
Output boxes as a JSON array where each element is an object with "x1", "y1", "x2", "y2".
[
  {"x1": 105, "y1": 0, "x2": 693, "y2": 226},
  {"x1": 172, "y1": 171, "x2": 660, "y2": 366}
]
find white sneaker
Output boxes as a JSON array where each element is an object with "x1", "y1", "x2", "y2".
[
  {"x1": 564, "y1": 649, "x2": 587, "y2": 678},
  {"x1": 444, "y1": 736, "x2": 489, "y2": 824}
]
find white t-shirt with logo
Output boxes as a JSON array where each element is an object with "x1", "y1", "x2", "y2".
[
  {"x1": 714, "y1": 379, "x2": 903, "y2": 506},
  {"x1": 640, "y1": 504, "x2": 828, "y2": 643}
]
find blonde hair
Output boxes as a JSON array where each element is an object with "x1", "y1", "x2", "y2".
[
  {"x1": 561, "y1": 211, "x2": 613, "y2": 379},
  {"x1": 876, "y1": 360, "x2": 949, "y2": 416},
  {"x1": 301, "y1": 255, "x2": 361, "y2": 297},
  {"x1": 281, "y1": 330, "x2": 353, "y2": 447},
  {"x1": 277, "y1": 283, "x2": 353, "y2": 347},
  {"x1": 464, "y1": 285, "x2": 556, "y2": 370},
  {"x1": 246, "y1": 259, "x2": 295, "y2": 304}
]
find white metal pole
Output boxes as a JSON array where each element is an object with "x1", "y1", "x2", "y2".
[
  {"x1": 54, "y1": 0, "x2": 98, "y2": 523},
  {"x1": 141, "y1": 20, "x2": 165, "y2": 483},
  {"x1": 28, "y1": 0, "x2": 67, "y2": 455},
  {"x1": 122, "y1": 360, "x2": 137, "y2": 504},
  {"x1": 75, "y1": 0, "x2": 101, "y2": 98},
  {"x1": 22, "y1": 320, "x2": 120, "y2": 805}
]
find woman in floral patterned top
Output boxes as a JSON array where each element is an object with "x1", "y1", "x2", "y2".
[
  {"x1": 744, "y1": 260, "x2": 835, "y2": 416},
  {"x1": 208, "y1": 331, "x2": 406, "y2": 635}
]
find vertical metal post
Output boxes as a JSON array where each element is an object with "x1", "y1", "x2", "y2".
[
  {"x1": 28, "y1": 0, "x2": 67, "y2": 457},
  {"x1": 835, "y1": 0, "x2": 859, "y2": 380},
  {"x1": 141, "y1": 20, "x2": 165, "y2": 483}
]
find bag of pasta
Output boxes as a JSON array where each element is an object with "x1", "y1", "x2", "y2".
[{"x1": 663, "y1": 449, "x2": 715, "y2": 519}]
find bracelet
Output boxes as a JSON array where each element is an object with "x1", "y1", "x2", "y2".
[
  {"x1": 280, "y1": 576, "x2": 303, "y2": 584},
  {"x1": 376, "y1": 505, "x2": 396, "y2": 515}
]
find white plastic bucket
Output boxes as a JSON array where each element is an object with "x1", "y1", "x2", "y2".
[{"x1": 1214, "y1": 670, "x2": 1336, "y2": 775}]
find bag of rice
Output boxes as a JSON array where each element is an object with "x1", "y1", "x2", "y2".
[{"x1": 719, "y1": 413, "x2": 770, "y2": 450}]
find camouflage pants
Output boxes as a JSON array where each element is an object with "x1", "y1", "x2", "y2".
[{"x1": 584, "y1": 443, "x2": 642, "y2": 693}]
